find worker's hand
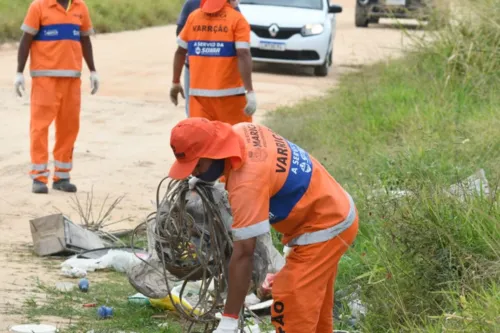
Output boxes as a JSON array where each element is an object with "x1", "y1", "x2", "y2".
[
  {"x1": 90, "y1": 71, "x2": 99, "y2": 95},
  {"x1": 14, "y1": 72, "x2": 25, "y2": 97},
  {"x1": 244, "y1": 91, "x2": 257, "y2": 116},
  {"x1": 170, "y1": 82, "x2": 185, "y2": 106},
  {"x1": 212, "y1": 315, "x2": 239, "y2": 333}
]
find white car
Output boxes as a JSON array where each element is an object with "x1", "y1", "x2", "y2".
[{"x1": 238, "y1": 0, "x2": 343, "y2": 77}]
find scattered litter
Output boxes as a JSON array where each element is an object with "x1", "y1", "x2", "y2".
[
  {"x1": 61, "y1": 249, "x2": 146, "y2": 275},
  {"x1": 29, "y1": 213, "x2": 109, "y2": 257},
  {"x1": 244, "y1": 293, "x2": 261, "y2": 307},
  {"x1": 78, "y1": 278, "x2": 89, "y2": 292},
  {"x1": 9, "y1": 324, "x2": 57, "y2": 333},
  {"x1": 83, "y1": 303, "x2": 97, "y2": 308},
  {"x1": 446, "y1": 168, "x2": 490, "y2": 202},
  {"x1": 76, "y1": 247, "x2": 149, "y2": 260},
  {"x1": 55, "y1": 282, "x2": 76, "y2": 292},
  {"x1": 61, "y1": 267, "x2": 87, "y2": 278},
  {"x1": 128, "y1": 293, "x2": 151, "y2": 306},
  {"x1": 97, "y1": 306, "x2": 113, "y2": 319}
]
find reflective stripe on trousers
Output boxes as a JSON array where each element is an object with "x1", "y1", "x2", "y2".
[
  {"x1": 286, "y1": 191, "x2": 357, "y2": 247},
  {"x1": 189, "y1": 87, "x2": 246, "y2": 97},
  {"x1": 31, "y1": 70, "x2": 81, "y2": 78}
]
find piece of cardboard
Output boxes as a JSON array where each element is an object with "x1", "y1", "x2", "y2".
[{"x1": 29, "y1": 213, "x2": 107, "y2": 256}]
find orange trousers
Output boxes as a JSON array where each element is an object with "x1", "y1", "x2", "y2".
[
  {"x1": 30, "y1": 77, "x2": 81, "y2": 184},
  {"x1": 270, "y1": 217, "x2": 359, "y2": 333},
  {"x1": 189, "y1": 95, "x2": 252, "y2": 125}
]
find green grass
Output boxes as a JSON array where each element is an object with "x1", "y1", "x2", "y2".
[
  {"x1": 0, "y1": 0, "x2": 184, "y2": 42},
  {"x1": 264, "y1": 0, "x2": 500, "y2": 331},
  {"x1": 16, "y1": 272, "x2": 184, "y2": 333}
]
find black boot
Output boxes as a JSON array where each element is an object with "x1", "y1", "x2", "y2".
[
  {"x1": 53, "y1": 179, "x2": 77, "y2": 193},
  {"x1": 32, "y1": 180, "x2": 49, "y2": 194}
]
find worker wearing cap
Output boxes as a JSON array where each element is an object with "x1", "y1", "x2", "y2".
[
  {"x1": 170, "y1": 0, "x2": 257, "y2": 125},
  {"x1": 175, "y1": 0, "x2": 242, "y2": 117},
  {"x1": 14, "y1": 0, "x2": 99, "y2": 194},
  {"x1": 167, "y1": 117, "x2": 359, "y2": 333}
]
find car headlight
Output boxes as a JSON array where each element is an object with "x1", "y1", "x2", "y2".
[{"x1": 301, "y1": 23, "x2": 324, "y2": 36}]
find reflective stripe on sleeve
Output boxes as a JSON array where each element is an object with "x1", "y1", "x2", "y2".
[
  {"x1": 177, "y1": 37, "x2": 188, "y2": 49},
  {"x1": 232, "y1": 219, "x2": 270, "y2": 241},
  {"x1": 21, "y1": 24, "x2": 38, "y2": 35},
  {"x1": 235, "y1": 42, "x2": 250, "y2": 49},
  {"x1": 81, "y1": 28, "x2": 95, "y2": 36},
  {"x1": 30, "y1": 70, "x2": 81, "y2": 78},
  {"x1": 189, "y1": 87, "x2": 246, "y2": 97},
  {"x1": 286, "y1": 192, "x2": 357, "y2": 247}
]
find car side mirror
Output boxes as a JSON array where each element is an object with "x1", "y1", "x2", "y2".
[{"x1": 328, "y1": 5, "x2": 343, "y2": 14}]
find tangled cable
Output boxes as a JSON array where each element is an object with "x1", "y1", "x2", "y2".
[{"x1": 132, "y1": 176, "x2": 234, "y2": 332}]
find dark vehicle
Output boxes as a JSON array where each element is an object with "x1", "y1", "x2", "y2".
[{"x1": 355, "y1": 0, "x2": 448, "y2": 28}]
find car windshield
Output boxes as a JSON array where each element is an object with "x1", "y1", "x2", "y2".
[{"x1": 239, "y1": 0, "x2": 323, "y2": 10}]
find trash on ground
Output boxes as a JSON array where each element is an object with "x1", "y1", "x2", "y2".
[
  {"x1": 61, "y1": 249, "x2": 147, "y2": 274},
  {"x1": 97, "y1": 306, "x2": 114, "y2": 319},
  {"x1": 55, "y1": 282, "x2": 76, "y2": 292},
  {"x1": 76, "y1": 247, "x2": 149, "y2": 260},
  {"x1": 78, "y1": 278, "x2": 89, "y2": 292},
  {"x1": 61, "y1": 267, "x2": 87, "y2": 278},
  {"x1": 29, "y1": 213, "x2": 110, "y2": 257},
  {"x1": 128, "y1": 293, "x2": 151, "y2": 306},
  {"x1": 83, "y1": 303, "x2": 97, "y2": 308},
  {"x1": 9, "y1": 324, "x2": 58, "y2": 333},
  {"x1": 446, "y1": 168, "x2": 490, "y2": 202}
]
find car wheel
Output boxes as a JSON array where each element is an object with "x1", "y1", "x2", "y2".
[
  {"x1": 355, "y1": 2, "x2": 369, "y2": 27},
  {"x1": 314, "y1": 56, "x2": 330, "y2": 77}
]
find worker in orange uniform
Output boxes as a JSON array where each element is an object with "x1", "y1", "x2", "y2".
[
  {"x1": 167, "y1": 117, "x2": 359, "y2": 333},
  {"x1": 169, "y1": 0, "x2": 257, "y2": 125},
  {"x1": 14, "y1": 0, "x2": 99, "y2": 194}
]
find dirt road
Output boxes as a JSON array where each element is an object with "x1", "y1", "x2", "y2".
[{"x1": 0, "y1": 0, "x2": 421, "y2": 329}]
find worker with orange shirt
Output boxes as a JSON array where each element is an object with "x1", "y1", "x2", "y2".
[
  {"x1": 169, "y1": 0, "x2": 257, "y2": 125},
  {"x1": 14, "y1": 0, "x2": 99, "y2": 194},
  {"x1": 167, "y1": 117, "x2": 359, "y2": 333}
]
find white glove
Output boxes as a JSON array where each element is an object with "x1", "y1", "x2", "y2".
[
  {"x1": 244, "y1": 91, "x2": 257, "y2": 116},
  {"x1": 188, "y1": 176, "x2": 215, "y2": 190},
  {"x1": 90, "y1": 71, "x2": 99, "y2": 95},
  {"x1": 283, "y1": 245, "x2": 292, "y2": 258},
  {"x1": 213, "y1": 315, "x2": 239, "y2": 333},
  {"x1": 14, "y1": 72, "x2": 25, "y2": 97}
]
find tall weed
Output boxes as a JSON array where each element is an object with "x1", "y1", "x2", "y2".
[{"x1": 266, "y1": 0, "x2": 500, "y2": 331}]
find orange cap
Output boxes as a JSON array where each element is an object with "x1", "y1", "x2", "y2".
[
  {"x1": 168, "y1": 117, "x2": 243, "y2": 180},
  {"x1": 201, "y1": 0, "x2": 227, "y2": 13}
]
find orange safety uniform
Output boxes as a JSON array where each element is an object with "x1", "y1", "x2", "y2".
[
  {"x1": 21, "y1": 0, "x2": 94, "y2": 183},
  {"x1": 168, "y1": 118, "x2": 359, "y2": 333},
  {"x1": 177, "y1": 3, "x2": 252, "y2": 125}
]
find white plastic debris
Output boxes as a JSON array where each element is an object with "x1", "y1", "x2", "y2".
[
  {"x1": 447, "y1": 169, "x2": 490, "y2": 202},
  {"x1": 9, "y1": 324, "x2": 57, "y2": 333},
  {"x1": 61, "y1": 267, "x2": 87, "y2": 278},
  {"x1": 61, "y1": 249, "x2": 144, "y2": 275}
]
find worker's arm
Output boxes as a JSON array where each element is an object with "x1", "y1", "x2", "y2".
[
  {"x1": 172, "y1": 46, "x2": 187, "y2": 84},
  {"x1": 236, "y1": 48, "x2": 254, "y2": 92},
  {"x1": 17, "y1": 32, "x2": 33, "y2": 73},
  {"x1": 223, "y1": 237, "x2": 256, "y2": 316},
  {"x1": 81, "y1": 36, "x2": 96, "y2": 72}
]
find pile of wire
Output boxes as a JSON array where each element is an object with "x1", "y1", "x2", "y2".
[{"x1": 132, "y1": 176, "x2": 235, "y2": 332}]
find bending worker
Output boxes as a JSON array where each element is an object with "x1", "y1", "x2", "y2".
[
  {"x1": 15, "y1": 0, "x2": 99, "y2": 194},
  {"x1": 175, "y1": 0, "x2": 242, "y2": 117},
  {"x1": 167, "y1": 117, "x2": 359, "y2": 333},
  {"x1": 170, "y1": 0, "x2": 257, "y2": 125}
]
